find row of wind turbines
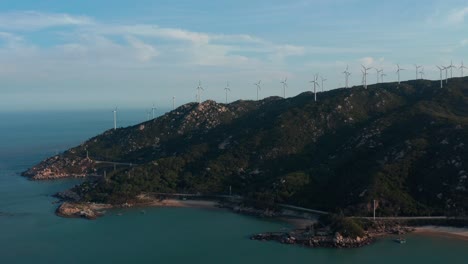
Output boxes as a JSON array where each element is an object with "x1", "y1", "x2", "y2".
[
  {"x1": 195, "y1": 60, "x2": 467, "y2": 106},
  {"x1": 111, "y1": 60, "x2": 467, "y2": 130}
]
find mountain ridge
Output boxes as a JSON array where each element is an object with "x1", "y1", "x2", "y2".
[{"x1": 22, "y1": 78, "x2": 468, "y2": 217}]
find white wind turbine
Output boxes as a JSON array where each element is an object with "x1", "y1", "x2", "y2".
[
  {"x1": 112, "y1": 107, "x2": 117, "y2": 130},
  {"x1": 436, "y1": 66, "x2": 444, "y2": 88},
  {"x1": 375, "y1": 68, "x2": 383, "y2": 84},
  {"x1": 361, "y1": 65, "x2": 372, "y2": 89},
  {"x1": 414, "y1": 64, "x2": 422, "y2": 80},
  {"x1": 196, "y1": 80, "x2": 204, "y2": 103},
  {"x1": 459, "y1": 61, "x2": 467, "y2": 77},
  {"x1": 361, "y1": 69, "x2": 365, "y2": 85},
  {"x1": 280, "y1": 77, "x2": 288, "y2": 98},
  {"x1": 151, "y1": 103, "x2": 156, "y2": 119},
  {"x1": 224, "y1": 81, "x2": 231, "y2": 104},
  {"x1": 448, "y1": 60, "x2": 456, "y2": 78},
  {"x1": 396, "y1": 64, "x2": 405, "y2": 85},
  {"x1": 309, "y1": 74, "x2": 320, "y2": 102},
  {"x1": 343, "y1": 65, "x2": 351, "y2": 88},
  {"x1": 254, "y1": 80, "x2": 261, "y2": 100},
  {"x1": 419, "y1": 67, "x2": 425, "y2": 79},
  {"x1": 444, "y1": 66, "x2": 449, "y2": 83},
  {"x1": 172, "y1": 96, "x2": 175, "y2": 110},
  {"x1": 381, "y1": 72, "x2": 387, "y2": 83},
  {"x1": 146, "y1": 110, "x2": 151, "y2": 121},
  {"x1": 320, "y1": 76, "x2": 327, "y2": 92}
]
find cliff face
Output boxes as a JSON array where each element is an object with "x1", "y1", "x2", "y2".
[{"x1": 23, "y1": 78, "x2": 468, "y2": 216}]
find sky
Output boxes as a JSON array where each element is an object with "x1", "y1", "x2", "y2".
[{"x1": 0, "y1": 0, "x2": 467, "y2": 111}]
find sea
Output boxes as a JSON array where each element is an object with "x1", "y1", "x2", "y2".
[{"x1": 0, "y1": 110, "x2": 467, "y2": 264}]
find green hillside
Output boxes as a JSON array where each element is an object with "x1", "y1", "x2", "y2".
[{"x1": 24, "y1": 78, "x2": 468, "y2": 217}]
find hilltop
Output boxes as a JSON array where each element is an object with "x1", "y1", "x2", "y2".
[{"x1": 23, "y1": 78, "x2": 468, "y2": 217}]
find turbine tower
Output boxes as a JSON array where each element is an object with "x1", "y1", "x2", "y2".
[
  {"x1": 375, "y1": 68, "x2": 383, "y2": 84},
  {"x1": 224, "y1": 81, "x2": 231, "y2": 104},
  {"x1": 113, "y1": 107, "x2": 117, "y2": 130},
  {"x1": 343, "y1": 65, "x2": 351, "y2": 88},
  {"x1": 146, "y1": 110, "x2": 151, "y2": 121},
  {"x1": 436, "y1": 66, "x2": 444, "y2": 88},
  {"x1": 280, "y1": 77, "x2": 288, "y2": 98},
  {"x1": 254, "y1": 80, "x2": 261, "y2": 100},
  {"x1": 361, "y1": 65, "x2": 372, "y2": 89},
  {"x1": 309, "y1": 74, "x2": 320, "y2": 102},
  {"x1": 320, "y1": 76, "x2": 327, "y2": 92},
  {"x1": 151, "y1": 103, "x2": 156, "y2": 119},
  {"x1": 419, "y1": 67, "x2": 425, "y2": 79},
  {"x1": 196, "y1": 80, "x2": 204, "y2": 103},
  {"x1": 172, "y1": 96, "x2": 175, "y2": 110},
  {"x1": 381, "y1": 73, "x2": 386, "y2": 83},
  {"x1": 460, "y1": 61, "x2": 467, "y2": 77},
  {"x1": 396, "y1": 64, "x2": 405, "y2": 85},
  {"x1": 414, "y1": 64, "x2": 422, "y2": 80},
  {"x1": 444, "y1": 66, "x2": 449, "y2": 83},
  {"x1": 449, "y1": 60, "x2": 456, "y2": 78}
]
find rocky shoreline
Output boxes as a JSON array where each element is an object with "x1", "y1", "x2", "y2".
[
  {"x1": 251, "y1": 221, "x2": 415, "y2": 249},
  {"x1": 56, "y1": 202, "x2": 113, "y2": 220},
  {"x1": 53, "y1": 195, "x2": 416, "y2": 249},
  {"x1": 251, "y1": 231, "x2": 375, "y2": 248}
]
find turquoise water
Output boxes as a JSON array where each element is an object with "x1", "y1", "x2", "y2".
[{"x1": 1, "y1": 110, "x2": 468, "y2": 264}]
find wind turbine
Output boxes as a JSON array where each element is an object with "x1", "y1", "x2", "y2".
[
  {"x1": 361, "y1": 69, "x2": 365, "y2": 85},
  {"x1": 196, "y1": 80, "x2": 204, "y2": 103},
  {"x1": 375, "y1": 68, "x2": 383, "y2": 84},
  {"x1": 309, "y1": 74, "x2": 320, "y2": 102},
  {"x1": 254, "y1": 80, "x2": 261, "y2": 100},
  {"x1": 460, "y1": 61, "x2": 467, "y2": 77},
  {"x1": 444, "y1": 66, "x2": 449, "y2": 83},
  {"x1": 436, "y1": 66, "x2": 444, "y2": 88},
  {"x1": 419, "y1": 67, "x2": 425, "y2": 79},
  {"x1": 396, "y1": 64, "x2": 405, "y2": 85},
  {"x1": 414, "y1": 64, "x2": 422, "y2": 80},
  {"x1": 172, "y1": 96, "x2": 175, "y2": 110},
  {"x1": 224, "y1": 81, "x2": 231, "y2": 104},
  {"x1": 320, "y1": 76, "x2": 327, "y2": 92},
  {"x1": 381, "y1": 73, "x2": 387, "y2": 83},
  {"x1": 280, "y1": 77, "x2": 288, "y2": 98},
  {"x1": 146, "y1": 110, "x2": 151, "y2": 121},
  {"x1": 361, "y1": 65, "x2": 372, "y2": 89},
  {"x1": 112, "y1": 107, "x2": 117, "y2": 130},
  {"x1": 343, "y1": 65, "x2": 351, "y2": 88},
  {"x1": 449, "y1": 60, "x2": 456, "y2": 78},
  {"x1": 151, "y1": 103, "x2": 156, "y2": 119}
]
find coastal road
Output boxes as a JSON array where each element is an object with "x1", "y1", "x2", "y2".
[
  {"x1": 94, "y1": 160, "x2": 136, "y2": 166},
  {"x1": 351, "y1": 216, "x2": 450, "y2": 220}
]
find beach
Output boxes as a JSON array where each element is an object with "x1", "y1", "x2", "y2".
[{"x1": 414, "y1": 226, "x2": 468, "y2": 241}]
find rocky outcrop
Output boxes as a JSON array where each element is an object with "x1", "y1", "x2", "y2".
[
  {"x1": 56, "y1": 202, "x2": 112, "y2": 220},
  {"x1": 22, "y1": 155, "x2": 96, "y2": 180},
  {"x1": 251, "y1": 231, "x2": 374, "y2": 249}
]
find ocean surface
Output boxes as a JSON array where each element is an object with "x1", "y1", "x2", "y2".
[{"x1": 0, "y1": 110, "x2": 467, "y2": 264}]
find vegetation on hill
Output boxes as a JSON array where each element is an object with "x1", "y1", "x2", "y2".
[{"x1": 24, "y1": 78, "x2": 468, "y2": 217}]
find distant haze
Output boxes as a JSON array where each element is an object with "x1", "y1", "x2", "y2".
[{"x1": 0, "y1": 0, "x2": 467, "y2": 111}]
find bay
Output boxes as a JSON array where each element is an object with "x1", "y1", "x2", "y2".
[{"x1": 0, "y1": 110, "x2": 467, "y2": 264}]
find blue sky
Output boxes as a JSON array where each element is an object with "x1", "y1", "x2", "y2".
[{"x1": 0, "y1": 0, "x2": 467, "y2": 111}]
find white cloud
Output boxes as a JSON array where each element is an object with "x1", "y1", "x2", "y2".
[
  {"x1": 0, "y1": 11, "x2": 93, "y2": 30},
  {"x1": 125, "y1": 36, "x2": 159, "y2": 62},
  {"x1": 447, "y1": 7, "x2": 468, "y2": 25},
  {"x1": 359, "y1": 57, "x2": 374, "y2": 66}
]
